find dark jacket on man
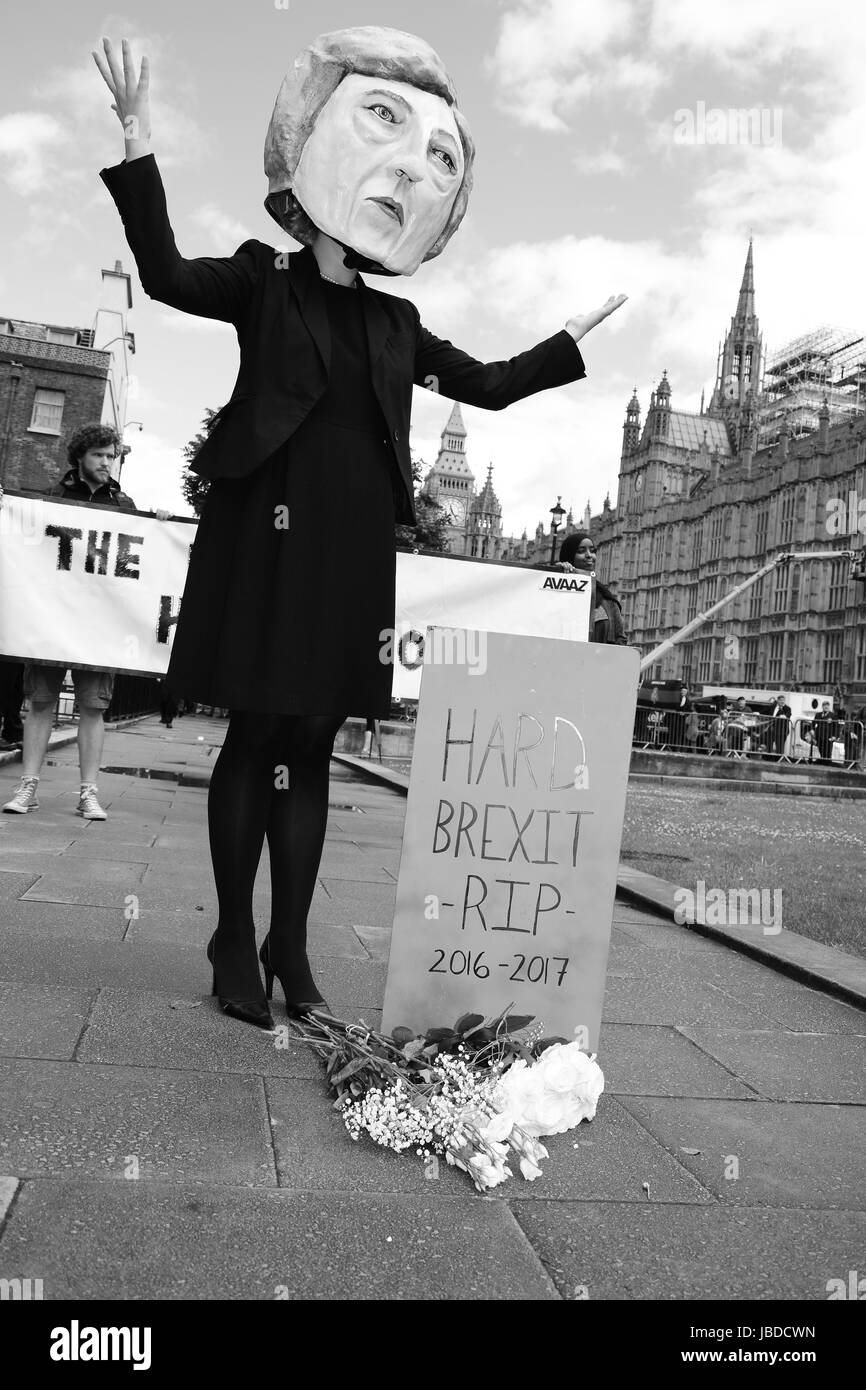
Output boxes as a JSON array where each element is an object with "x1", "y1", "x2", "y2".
[
  {"x1": 98, "y1": 154, "x2": 588, "y2": 528},
  {"x1": 53, "y1": 467, "x2": 137, "y2": 512}
]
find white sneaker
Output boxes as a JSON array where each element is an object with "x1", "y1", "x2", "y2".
[
  {"x1": 3, "y1": 775, "x2": 40, "y2": 813},
  {"x1": 77, "y1": 784, "x2": 107, "y2": 820}
]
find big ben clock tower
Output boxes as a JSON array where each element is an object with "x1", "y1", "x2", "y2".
[{"x1": 422, "y1": 401, "x2": 476, "y2": 550}]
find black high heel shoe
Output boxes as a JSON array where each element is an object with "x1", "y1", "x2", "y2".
[
  {"x1": 259, "y1": 933, "x2": 330, "y2": 1018},
  {"x1": 206, "y1": 932, "x2": 274, "y2": 1030}
]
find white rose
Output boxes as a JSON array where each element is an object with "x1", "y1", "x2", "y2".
[{"x1": 537, "y1": 1043, "x2": 604, "y2": 1119}]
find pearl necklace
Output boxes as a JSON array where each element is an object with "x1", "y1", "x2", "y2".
[{"x1": 319, "y1": 271, "x2": 357, "y2": 288}]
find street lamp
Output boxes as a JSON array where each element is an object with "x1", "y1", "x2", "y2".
[
  {"x1": 549, "y1": 495, "x2": 566, "y2": 564},
  {"x1": 97, "y1": 333, "x2": 135, "y2": 354}
]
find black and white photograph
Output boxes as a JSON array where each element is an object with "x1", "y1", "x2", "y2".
[{"x1": 0, "y1": 0, "x2": 863, "y2": 1344}]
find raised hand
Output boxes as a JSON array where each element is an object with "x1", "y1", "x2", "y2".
[
  {"x1": 566, "y1": 294, "x2": 627, "y2": 344},
  {"x1": 92, "y1": 37, "x2": 151, "y2": 148}
]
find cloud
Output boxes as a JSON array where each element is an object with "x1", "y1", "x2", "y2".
[
  {"x1": 573, "y1": 146, "x2": 628, "y2": 175},
  {"x1": 188, "y1": 204, "x2": 256, "y2": 254},
  {"x1": 155, "y1": 310, "x2": 236, "y2": 333},
  {"x1": 485, "y1": 0, "x2": 662, "y2": 131},
  {"x1": 0, "y1": 112, "x2": 70, "y2": 195},
  {"x1": 115, "y1": 429, "x2": 193, "y2": 517}
]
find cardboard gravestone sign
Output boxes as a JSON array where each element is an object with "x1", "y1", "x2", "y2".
[{"x1": 381, "y1": 629, "x2": 639, "y2": 1051}]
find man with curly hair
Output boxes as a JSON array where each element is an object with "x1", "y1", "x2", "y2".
[{"x1": 2, "y1": 423, "x2": 167, "y2": 820}]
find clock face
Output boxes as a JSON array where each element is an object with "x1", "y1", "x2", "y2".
[
  {"x1": 444, "y1": 496, "x2": 466, "y2": 524},
  {"x1": 634, "y1": 474, "x2": 643, "y2": 492}
]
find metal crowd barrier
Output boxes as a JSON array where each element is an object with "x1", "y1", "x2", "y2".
[
  {"x1": 786, "y1": 716, "x2": 864, "y2": 769},
  {"x1": 632, "y1": 707, "x2": 864, "y2": 771}
]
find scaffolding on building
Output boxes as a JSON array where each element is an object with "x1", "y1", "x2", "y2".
[{"x1": 757, "y1": 324, "x2": 866, "y2": 445}]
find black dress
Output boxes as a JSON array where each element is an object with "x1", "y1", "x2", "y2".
[{"x1": 166, "y1": 279, "x2": 397, "y2": 716}]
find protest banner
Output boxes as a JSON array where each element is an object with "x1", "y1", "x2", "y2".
[
  {"x1": 0, "y1": 492, "x2": 592, "y2": 683},
  {"x1": 381, "y1": 630, "x2": 640, "y2": 1050},
  {"x1": 0, "y1": 492, "x2": 193, "y2": 675},
  {"x1": 387, "y1": 551, "x2": 592, "y2": 698}
]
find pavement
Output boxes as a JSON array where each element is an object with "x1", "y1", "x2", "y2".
[{"x1": 0, "y1": 712, "x2": 864, "y2": 1302}]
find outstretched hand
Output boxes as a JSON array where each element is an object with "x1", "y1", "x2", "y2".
[
  {"x1": 92, "y1": 37, "x2": 151, "y2": 145},
  {"x1": 566, "y1": 294, "x2": 628, "y2": 344}
]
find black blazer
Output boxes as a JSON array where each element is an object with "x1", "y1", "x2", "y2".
[{"x1": 99, "y1": 154, "x2": 588, "y2": 526}]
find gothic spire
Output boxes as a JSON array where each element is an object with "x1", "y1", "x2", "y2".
[
  {"x1": 736, "y1": 238, "x2": 755, "y2": 322},
  {"x1": 441, "y1": 401, "x2": 466, "y2": 439}
]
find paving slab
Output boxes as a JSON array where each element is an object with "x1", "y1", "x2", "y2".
[
  {"x1": 266, "y1": 1076, "x2": 478, "y2": 1196},
  {"x1": 0, "y1": 983, "x2": 94, "y2": 1060},
  {"x1": 602, "y1": 959, "x2": 773, "y2": 1028},
  {"x1": 0, "y1": 1179, "x2": 558, "y2": 1300},
  {"x1": 672, "y1": 954, "x2": 866, "y2": 1035},
  {"x1": 351, "y1": 923, "x2": 392, "y2": 962},
  {"x1": 611, "y1": 915, "x2": 732, "y2": 955},
  {"x1": 133, "y1": 877, "x2": 219, "y2": 913},
  {"x1": 126, "y1": 914, "x2": 368, "y2": 961},
  {"x1": 0, "y1": 901, "x2": 128, "y2": 942},
  {"x1": 306, "y1": 957, "x2": 388, "y2": 1013},
  {"x1": 43, "y1": 825, "x2": 163, "y2": 848},
  {"x1": 0, "y1": 931, "x2": 207, "y2": 994},
  {"x1": 112, "y1": 792, "x2": 176, "y2": 808},
  {"x1": 76, "y1": 989, "x2": 321, "y2": 1079},
  {"x1": 511, "y1": 1201, "x2": 866, "y2": 1301},
  {"x1": 618, "y1": 1096, "x2": 866, "y2": 1209},
  {"x1": 0, "y1": 1058, "x2": 275, "y2": 1185},
  {"x1": 612, "y1": 901, "x2": 673, "y2": 926},
  {"x1": 0, "y1": 1177, "x2": 17, "y2": 1223},
  {"x1": 318, "y1": 878, "x2": 396, "y2": 928},
  {"x1": 0, "y1": 869, "x2": 40, "y2": 901},
  {"x1": 598, "y1": 1023, "x2": 758, "y2": 1099},
  {"x1": 678, "y1": 1027, "x2": 866, "y2": 1103},
  {"x1": 150, "y1": 831, "x2": 211, "y2": 851},
  {"x1": 0, "y1": 828, "x2": 77, "y2": 854},
  {"x1": 484, "y1": 1097, "x2": 713, "y2": 1204},
  {"x1": 315, "y1": 860, "x2": 397, "y2": 885},
  {"x1": 19, "y1": 860, "x2": 148, "y2": 909},
  {"x1": 51, "y1": 840, "x2": 154, "y2": 863}
]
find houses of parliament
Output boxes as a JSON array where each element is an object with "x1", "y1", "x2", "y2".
[{"x1": 421, "y1": 243, "x2": 866, "y2": 699}]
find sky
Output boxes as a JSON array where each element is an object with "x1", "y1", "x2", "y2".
[{"x1": 1, "y1": 0, "x2": 864, "y2": 536}]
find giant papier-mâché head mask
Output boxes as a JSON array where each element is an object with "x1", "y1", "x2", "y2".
[{"x1": 263, "y1": 26, "x2": 475, "y2": 276}]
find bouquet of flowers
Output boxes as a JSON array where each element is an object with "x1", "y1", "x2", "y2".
[{"x1": 285, "y1": 1007, "x2": 604, "y2": 1192}]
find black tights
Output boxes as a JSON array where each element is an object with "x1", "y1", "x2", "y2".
[{"x1": 207, "y1": 710, "x2": 347, "y2": 1001}]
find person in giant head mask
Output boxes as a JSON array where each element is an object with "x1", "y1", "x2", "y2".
[{"x1": 94, "y1": 30, "x2": 626, "y2": 1032}]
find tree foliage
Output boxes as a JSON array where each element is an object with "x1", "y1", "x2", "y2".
[
  {"x1": 179, "y1": 407, "x2": 219, "y2": 516},
  {"x1": 396, "y1": 451, "x2": 449, "y2": 552}
]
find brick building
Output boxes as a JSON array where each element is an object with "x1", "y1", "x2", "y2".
[
  {"x1": 0, "y1": 260, "x2": 134, "y2": 492},
  {"x1": 591, "y1": 244, "x2": 866, "y2": 699}
]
